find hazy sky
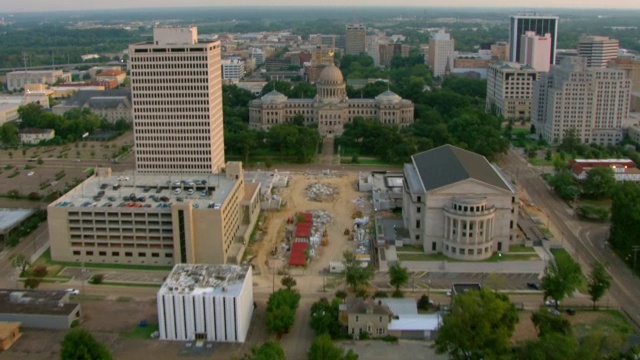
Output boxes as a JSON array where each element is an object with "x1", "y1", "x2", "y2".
[{"x1": 1, "y1": 0, "x2": 639, "y2": 13}]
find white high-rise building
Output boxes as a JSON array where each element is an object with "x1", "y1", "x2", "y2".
[
  {"x1": 221, "y1": 58, "x2": 246, "y2": 83},
  {"x1": 157, "y1": 264, "x2": 253, "y2": 342},
  {"x1": 519, "y1": 31, "x2": 552, "y2": 72},
  {"x1": 129, "y1": 27, "x2": 225, "y2": 173},
  {"x1": 486, "y1": 62, "x2": 539, "y2": 120},
  {"x1": 428, "y1": 29, "x2": 455, "y2": 78},
  {"x1": 578, "y1": 36, "x2": 619, "y2": 68},
  {"x1": 533, "y1": 57, "x2": 631, "y2": 146}
]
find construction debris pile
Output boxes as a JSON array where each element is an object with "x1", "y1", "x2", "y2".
[
  {"x1": 353, "y1": 216, "x2": 371, "y2": 263},
  {"x1": 289, "y1": 210, "x2": 333, "y2": 266},
  {"x1": 306, "y1": 183, "x2": 338, "y2": 202}
]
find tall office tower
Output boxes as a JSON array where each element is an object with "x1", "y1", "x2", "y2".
[
  {"x1": 609, "y1": 56, "x2": 640, "y2": 92},
  {"x1": 345, "y1": 23, "x2": 366, "y2": 55},
  {"x1": 578, "y1": 36, "x2": 619, "y2": 68},
  {"x1": 509, "y1": 14, "x2": 558, "y2": 65},
  {"x1": 519, "y1": 31, "x2": 552, "y2": 72},
  {"x1": 129, "y1": 27, "x2": 225, "y2": 173},
  {"x1": 428, "y1": 29, "x2": 455, "y2": 78},
  {"x1": 532, "y1": 57, "x2": 631, "y2": 146},
  {"x1": 486, "y1": 62, "x2": 539, "y2": 120}
]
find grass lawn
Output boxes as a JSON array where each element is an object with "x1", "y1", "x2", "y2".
[
  {"x1": 395, "y1": 245, "x2": 424, "y2": 253},
  {"x1": 99, "y1": 282, "x2": 161, "y2": 288},
  {"x1": 550, "y1": 248, "x2": 588, "y2": 292},
  {"x1": 572, "y1": 309, "x2": 634, "y2": 338},
  {"x1": 528, "y1": 157, "x2": 554, "y2": 166},
  {"x1": 578, "y1": 198, "x2": 612, "y2": 210},
  {"x1": 35, "y1": 249, "x2": 173, "y2": 272},
  {"x1": 121, "y1": 323, "x2": 160, "y2": 339}
]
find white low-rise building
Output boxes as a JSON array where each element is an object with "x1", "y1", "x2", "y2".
[{"x1": 157, "y1": 264, "x2": 253, "y2": 343}]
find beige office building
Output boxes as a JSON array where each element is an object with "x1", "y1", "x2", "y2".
[
  {"x1": 129, "y1": 27, "x2": 225, "y2": 173},
  {"x1": 5, "y1": 70, "x2": 71, "y2": 91},
  {"x1": 428, "y1": 29, "x2": 454, "y2": 78},
  {"x1": 609, "y1": 56, "x2": 640, "y2": 92},
  {"x1": 345, "y1": 24, "x2": 366, "y2": 55},
  {"x1": 47, "y1": 163, "x2": 261, "y2": 266},
  {"x1": 578, "y1": 36, "x2": 619, "y2": 68},
  {"x1": 486, "y1": 62, "x2": 539, "y2": 120},
  {"x1": 519, "y1": 31, "x2": 552, "y2": 72},
  {"x1": 533, "y1": 57, "x2": 631, "y2": 145}
]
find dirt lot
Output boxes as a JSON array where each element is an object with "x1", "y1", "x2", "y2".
[{"x1": 250, "y1": 172, "x2": 372, "y2": 293}]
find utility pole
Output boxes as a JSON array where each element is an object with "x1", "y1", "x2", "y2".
[{"x1": 632, "y1": 246, "x2": 640, "y2": 273}]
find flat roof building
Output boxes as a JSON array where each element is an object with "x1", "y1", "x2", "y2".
[
  {"x1": 129, "y1": 27, "x2": 225, "y2": 173},
  {"x1": 6, "y1": 70, "x2": 72, "y2": 91},
  {"x1": 509, "y1": 14, "x2": 559, "y2": 66},
  {"x1": 157, "y1": 264, "x2": 253, "y2": 342},
  {"x1": 0, "y1": 289, "x2": 81, "y2": 330},
  {"x1": 345, "y1": 23, "x2": 366, "y2": 55},
  {"x1": 428, "y1": 29, "x2": 455, "y2": 78},
  {"x1": 520, "y1": 31, "x2": 552, "y2": 72},
  {"x1": 578, "y1": 36, "x2": 619, "y2": 69},
  {"x1": 47, "y1": 162, "x2": 260, "y2": 266},
  {"x1": 486, "y1": 62, "x2": 539, "y2": 120}
]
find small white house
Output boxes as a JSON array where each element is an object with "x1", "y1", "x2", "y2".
[{"x1": 19, "y1": 128, "x2": 55, "y2": 145}]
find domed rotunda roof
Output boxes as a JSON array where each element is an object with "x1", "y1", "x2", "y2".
[
  {"x1": 375, "y1": 90, "x2": 402, "y2": 103},
  {"x1": 317, "y1": 64, "x2": 345, "y2": 85},
  {"x1": 260, "y1": 90, "x2": 288, "y2": 103}
]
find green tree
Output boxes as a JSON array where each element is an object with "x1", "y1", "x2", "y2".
[
  {"x1": 587, "y1": 261, "x2": 611, "y2": 310},
  {"x1": 309, "y1": 298, "x2": 342, "y2": 338},
  {"x1": 0, "y1": 123, "x2": 19, "y2": 145},
  {"x1": 388, "y1": 263, "x2": 409, "y2": 297},
  {"x1": 610, "y1": 182, "x2": 640, "y2": 266},
  {"x1": 582, "y1": 166, "x2": 616, "y2": 199},
  {"x1": 281, "y1": 275, "x2": 297, "y2": 291},
  {"x1": 240, "y1": 340, "x2": 286, "y2": 360},
  {"x1": 548, "y1": 169, "x2": 581, "y2": 201},
  {"x1": 266, "y1": 289, "x2": 300, "y2": 335},
  {"x1": 10, "y1": 253, "x2": 30, "y2": 275},
  {"x1": 541, "y1": 254, "x2": 582, "y2": 308},
  {"x1": 343, "y1": 251, "x2": 373, "y2": 293},
  {"x1": 434, "y1": 288, "x2": 518, "y2": 360},
  {"x1": 60, "y1": 328, "x2": 112, "y2": 360},
  {"x1": 531, "y1": 309, "x2": 572, "y2": 337},
  {"x1": 308, "y1": 334, "x2": 359, "y2": 360},
  {"x1": 517, "y1": 333, "x2": 578, "y2": 360}
]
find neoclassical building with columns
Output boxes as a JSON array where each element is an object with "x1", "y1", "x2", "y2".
[
  {"x1": 248, "y1": 64, "x2": 414, "y2": 136},
  {"x1": 402, "y1": 145, "x2": 519, "y2": 261}
]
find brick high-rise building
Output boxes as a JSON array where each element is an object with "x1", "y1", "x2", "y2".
[{"x1": 129, "y1": 27, "x2": 225, "y2": 173}]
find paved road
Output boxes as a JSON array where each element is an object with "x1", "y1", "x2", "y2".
[{"x1": 501, "y1": 148, "x2": 640, "y2": 330}]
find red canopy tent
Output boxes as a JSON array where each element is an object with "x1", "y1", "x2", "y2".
[{"x1": 289, "y1": 242, "x2": 308, "y2": 267}]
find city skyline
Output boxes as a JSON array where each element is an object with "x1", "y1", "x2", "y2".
[{"x1": 1, "y1": 1, "x2": 640, "y2": 13}]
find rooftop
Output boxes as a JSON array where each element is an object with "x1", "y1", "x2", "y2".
[
  {"x1": 0, "y1": 289, "x2": 78, "y2": 316},
  {"x1": 410, "y1": 145, "x2": 514, "y2": 193},
  {"x1": 0, "y1": 209, "x2": 36, "y2": 232},
  {"x1": 158, "y1": 264, "x2": 250, "y2": 297},
  {"x1": 452, "y1": 283, "x2": 482, "y2": 295},
  {"x1": 51, "y1": 170, "x2": 237, "y2": 210}
]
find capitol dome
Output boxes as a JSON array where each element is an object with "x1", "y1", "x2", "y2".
[
  {"x1": 260, "y1": 90, "x2": 288, "y2": 103},
  {"x1": 375, "y1": 90, "x2": 402, "y2": 103},
  {"x1": 317, "y1": 65, "x2": 344, "y2": 85}
]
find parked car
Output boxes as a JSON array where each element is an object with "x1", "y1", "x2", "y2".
[
  {"x1": 65, "y1": 288, "x2": 80, "y2": 295},
  {"x1": 548, "y1": 308, "x2": 561, "y2": 316},
  {"x1": 527, "y1": 282, "x2": 540, "y2": 290},
  {"x1": 173, "y1": 188, "x2": 182, "y2": 195},
  {"x1": 566, "y1": 308, "x2": 576, "y2": 316},
  {"x1": 545, "y1": 299, "x2": 560, "y2": 306}
]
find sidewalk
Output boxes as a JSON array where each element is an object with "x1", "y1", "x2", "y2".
[{"x1": 402, "y1": 260, "x2": 546, "y2": 274}]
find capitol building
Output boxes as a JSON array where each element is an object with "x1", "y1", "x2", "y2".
[{"x1": 248, "y1": 64, "x2": 414, "y2": 136}]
